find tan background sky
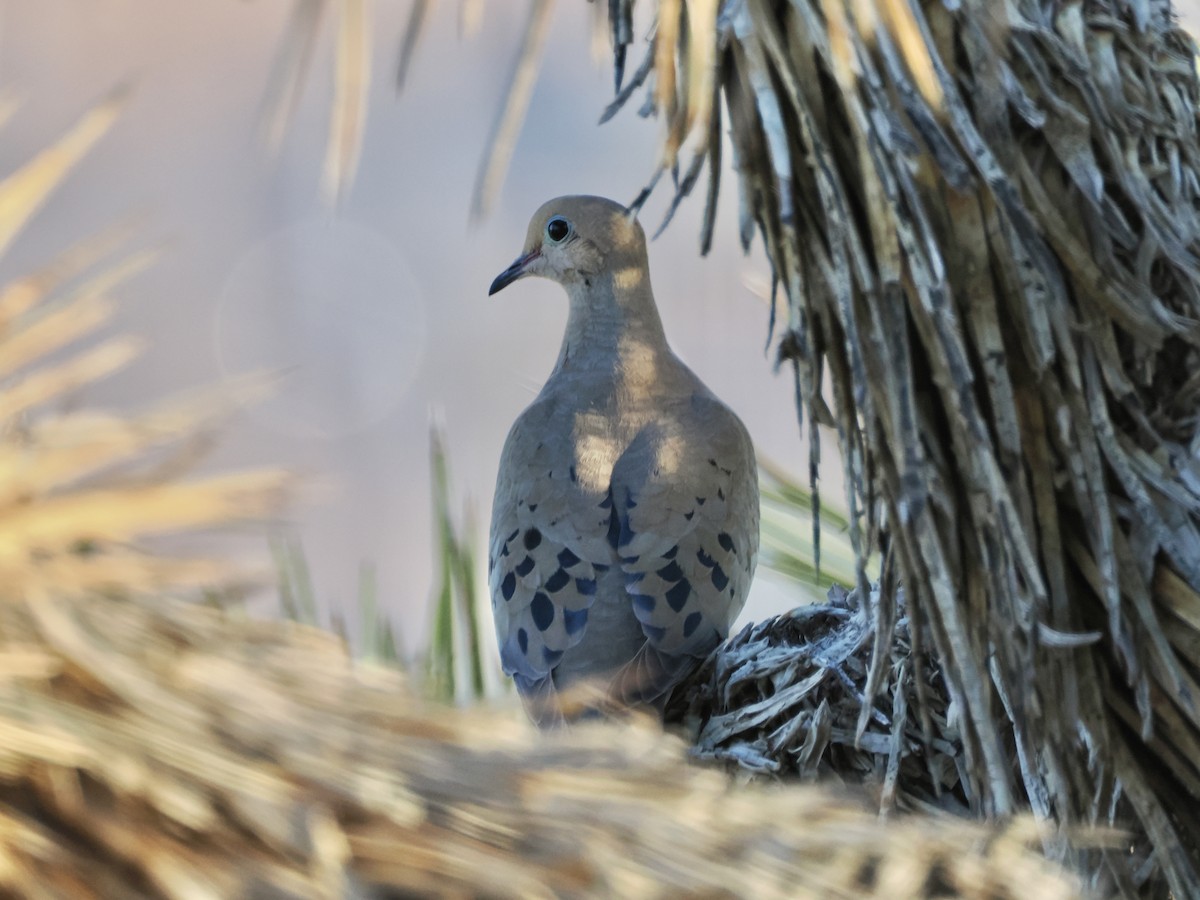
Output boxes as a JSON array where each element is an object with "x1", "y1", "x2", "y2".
[{"x1": 5, "y1": 1, "x2": 1195, "y2": 654}]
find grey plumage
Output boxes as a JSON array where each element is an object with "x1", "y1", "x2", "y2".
[{"x1": 488, "y1": 195, "x2": 758, "y2": 724}]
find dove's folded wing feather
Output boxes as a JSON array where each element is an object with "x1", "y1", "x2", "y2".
[
  {"x1": 609, "y1": 394, "x2": 759, "y2": 698},
  {"x1": 488, "y1": 402, "x2": 612, "y2": 692}
]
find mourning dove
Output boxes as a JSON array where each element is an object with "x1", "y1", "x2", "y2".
[{"x1": 487, "y1": 195, "x2": 759, "y2": 724}]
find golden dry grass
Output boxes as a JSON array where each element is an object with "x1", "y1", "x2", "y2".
[
  {"x1": 0, "y1": 585, "x2": 1094, "y2": 899},
  {"x1": 0, "y1": 101, "x2": 286, "y2": 603}
]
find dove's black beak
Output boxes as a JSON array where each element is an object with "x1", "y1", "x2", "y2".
[{"x1": 489, "y1": 249, "x2": 540, "y2": 296}]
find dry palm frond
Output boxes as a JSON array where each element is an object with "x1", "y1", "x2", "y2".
[
  {"x1": 324, "y1": 0, "x2": 370, "y2": 203},
  {"x1": 470, "y1": 0, "x2": 557, "y2": 220},
  {"x1": 0, "y1": 248, "x2": 287, "y2": 596},
  {"x1": 667, "y1": 584, "x2": 954, "y2": 804},
  {"x1": 0, "y1": 588, "x2": 1088, "y2": 899},
  {"x1": 460, "y1": 0, "x2": 485, "y2": 39},
  {"x1": 0, "y1": 100, "x2": 287, "y2": 595},
  {"x1": 0, "y1": 89, "x2": 125, "y2": 258},
  {"x1": 259, "y1": 0, "x2": 328, "y2": 154},
  {"x1": 259, "y1": 0, "x2": 370, "y2": 202},
  {"x1": 395, "y1": 0, "x2": 433, "y2": 90},
  {"x1": 583, "y1": 0, "x2": 1200, "y2": 896}
]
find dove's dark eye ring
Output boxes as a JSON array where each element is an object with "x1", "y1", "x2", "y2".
[{"x1": 546, "y1": 216, "x2": 572, "y2": 243}]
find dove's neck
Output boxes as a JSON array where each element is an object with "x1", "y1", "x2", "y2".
[{"x1": 554, "y1": 269, "x2": 671, "y2": 387}]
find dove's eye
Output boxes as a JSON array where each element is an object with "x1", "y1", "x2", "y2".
[{"x1": 546, "y1": 216, "x2": 572, "y2": 243}]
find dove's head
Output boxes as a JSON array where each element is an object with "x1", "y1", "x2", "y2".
[{"x1": 489, "y1": 195, "x2": 647, "y2": 296}]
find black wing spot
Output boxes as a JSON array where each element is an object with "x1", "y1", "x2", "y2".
[
  {"x1": 557, "y1": 547, "x2": 580, "y2": 568},
  {"x1": 517, "y1": 628, "x2": 529, "y2": 654},
  {"x1": 524, "y1": 528, "x2": 543, "y2": 550},
  {"x1": 575, "y1": 577, "x2": 597, "y2": 596},
  {"x1": 530, "y1": 592, "x2": 555, "y2": 631},
  {"x1": 662, "y1": 544, "x2": 679, "y2": 559},
  {"x1": 697, "y1": 548, "x2": 717, "y2": 568},
  {"x1": 711, "y1": 564, "x2": 729, "y2": 592},
  {"x1": 717, "y1": 487, "x2": 725, "y2": 501},
  {"x1": 515, "y1": 555, "x2": 535, "y2": 577},
  {"x1": 501, "y1": 571, "x2": 516, "y2": 600},
  {"x1": 656, "y1": 560, "x2": 683, "y2": 581},
  {"x1": 569, "y1": 465, "x2": 577, "y2": 482},
  {"x1": 506, "y1": 528, "x2": 519, "y2": 543},
  {"x1": 696, "y1": 496, "x2": 707, "y2": 506},
  {"x1": 717, "y1": 532, "x2": 734, "y2": 553},
  {"x1": 545, "y1": 568, "x2": 571, "y2": 592},
  {"x1": 665, "y1": 578, "x2": 691, "y2": 612},
  {"x1": 684, "y1": 511, "x2": 694, "y2": 521},
  {"x1": 683, "y1": 611, "x2": 703, "y2": 638}
]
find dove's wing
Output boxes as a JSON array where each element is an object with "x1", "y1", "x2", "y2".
[
  {"x1": 488, "y1": 401, "x2": 620, "y2": 720},
  {"x1": 608, "y1": 393, "x2": 759, "y2": 702}
]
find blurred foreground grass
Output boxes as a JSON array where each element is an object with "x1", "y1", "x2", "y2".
[{"x1": 0, "y1": 91, "x2": 287, "y2": 607}]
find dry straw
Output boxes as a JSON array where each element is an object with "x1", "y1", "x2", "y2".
[{"x1": 0, "y1": 587, "x2": 1087, "y2": 899}]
